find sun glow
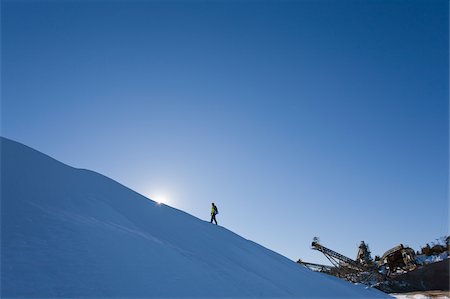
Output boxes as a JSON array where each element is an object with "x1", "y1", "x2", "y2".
[
  {"x1": 151, "y1": 194, "x2": 168, "y2": 205},
  {"x1": 142, "y1": 185, "x2": 174, "y2": 207}
]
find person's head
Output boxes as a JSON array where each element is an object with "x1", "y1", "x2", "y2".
[{"x1": 212, "y1": 202, "x2": 215, "y2": 206}]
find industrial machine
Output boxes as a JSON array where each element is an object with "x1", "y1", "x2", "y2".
[
  {"x1": 297, "y1": 238, "x2": 379, "y2": 284},
  {"x1": 298, "y1": 237, "x2": 449, "y2": 292}
]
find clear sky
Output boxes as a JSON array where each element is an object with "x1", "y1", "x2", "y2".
[{"x1": 1, "y1": 0, "x2": 448, "y2": 265}]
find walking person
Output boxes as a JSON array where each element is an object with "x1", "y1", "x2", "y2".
[{"x1": 210, "y1": 202, "x2": 218, "y2": 225}]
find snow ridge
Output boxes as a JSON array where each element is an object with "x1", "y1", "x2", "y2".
[{"x1": 1, "y1": 137, "x2": 390, "y2": 298}]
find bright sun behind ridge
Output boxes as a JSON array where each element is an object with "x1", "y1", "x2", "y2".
[{"x1": 151, "y1": 194, "x2": 167, "y2": 205}]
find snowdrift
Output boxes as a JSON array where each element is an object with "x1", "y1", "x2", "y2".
[{"x1": 0, "y1": 137, "x2": 390, "y2": 298}]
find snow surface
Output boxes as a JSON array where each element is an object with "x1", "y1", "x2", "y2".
[
  {"x1": 0, "y1": 137, "x2": 391, "y2": 298},
  {"x1": 416, "y1": 252, "x2": 449, "y2": 265},
  {"x1": 393, "y1": 294, "x2": 450, "y2": 299}
]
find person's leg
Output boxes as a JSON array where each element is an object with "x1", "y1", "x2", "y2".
[
  {"x1": 210, "y1": 215, "x2": 213, "y2": 223},
  {"x1": 213, "y1": 215, "x2": 217, "y2": 225}
]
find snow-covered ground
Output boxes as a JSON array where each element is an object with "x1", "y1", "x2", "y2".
[
  {"x1": 392, "y1": 292, "x2": 450, "y2": 299},
  {"x1": 1, "y1": 137, "x2": 391, "y2": 298},
  {"x1": 416, "y1": 252, "x2": 449, "y2": 265}
]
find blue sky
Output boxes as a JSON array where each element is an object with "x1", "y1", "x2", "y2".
[{"x1": 2, "y1": 0, "x2": 448, "y2": 265}]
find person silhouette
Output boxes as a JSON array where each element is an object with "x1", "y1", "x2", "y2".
[{"x1": 210, "y1": 202, "x2": 218, "y2": 225}]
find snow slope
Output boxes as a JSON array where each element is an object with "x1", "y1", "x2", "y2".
[{"x1": 0, "y1": 137, "x2": 390, "y2": 298}]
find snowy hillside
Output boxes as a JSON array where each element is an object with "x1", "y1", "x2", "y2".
[{"x1": 0, "y1": 137, "x2": 390, "y2": 298}]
